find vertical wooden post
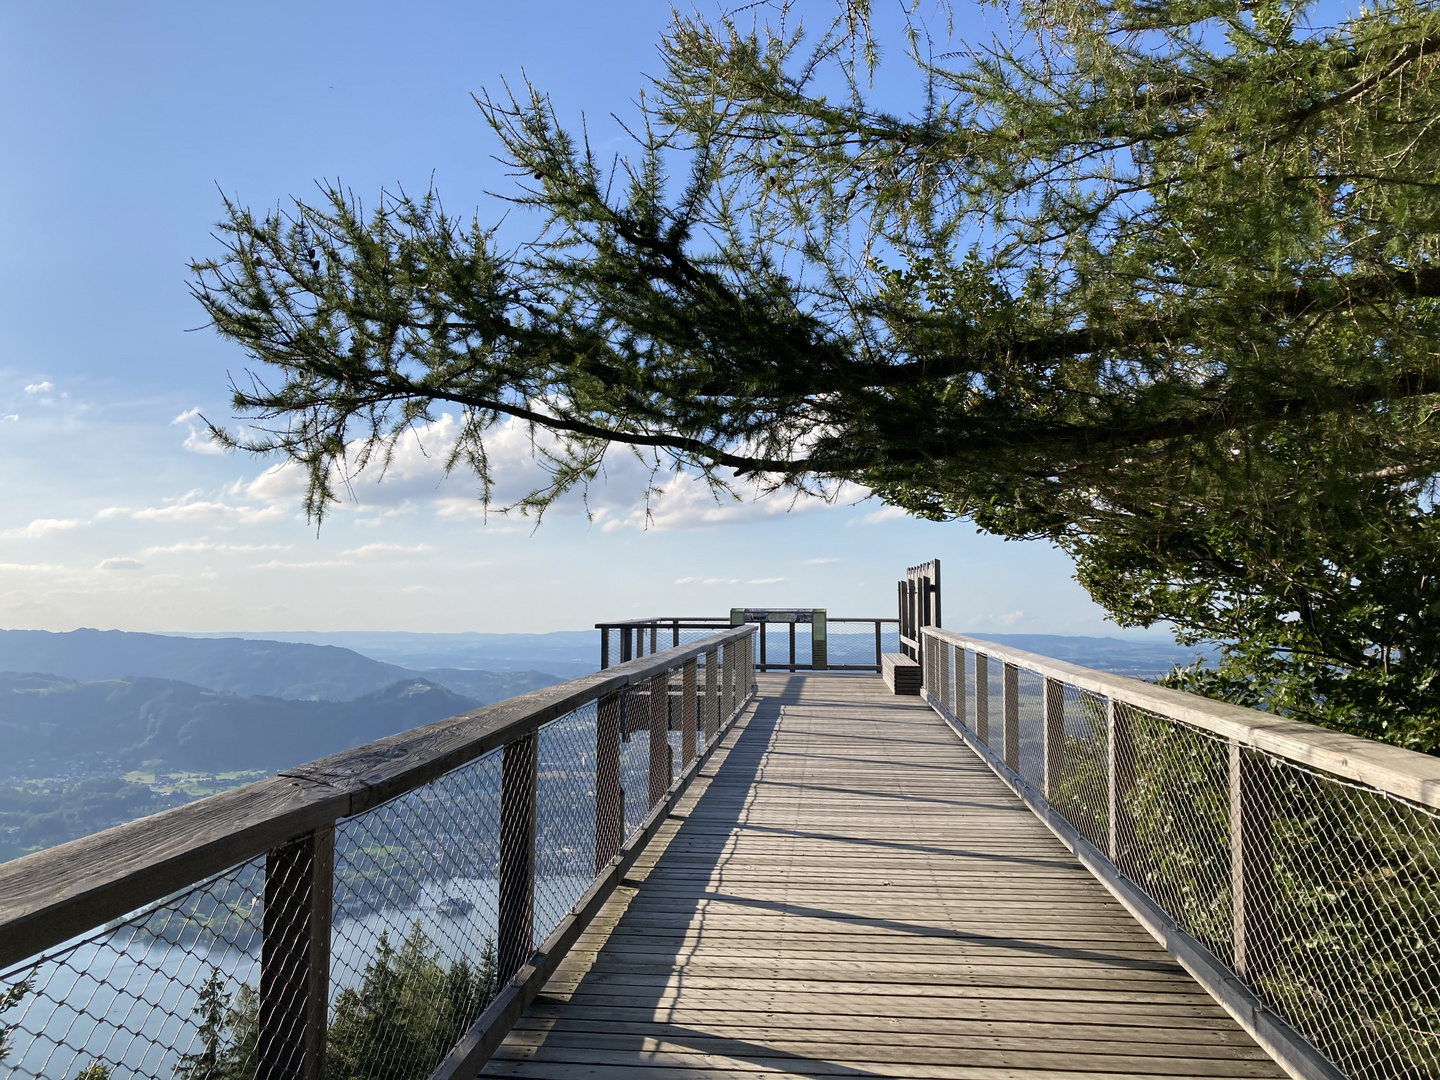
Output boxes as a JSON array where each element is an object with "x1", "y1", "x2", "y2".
[
  {"x1": 974, "y1": 652, "x2": 989, "y2": 743},
  {"x1": 759, "y1": 622, "x2": 767, "y2": 671},
  {"x1": 620, "y1": 628, "x2": 632, "y2": 663},
  {"x1": 1108, "y1": 698, "x2": 1137, "y2": 870},
  {"x1": 1043, "y1": 678, "x2": 1065, "y2": 800},
  {"x1": 600, "y1": 629, "x2": 610, "y2": 671},
  {"x1": 788, "y1": 621, "x2": 796, "y2": 672},
  {"x1": 649, "y1": 624, "x2": 658, "y2": 655},
  {"x1": 672, "y1": 619, "x2": 680, "y2": 649},
  {"x1": 648, "y1": 673, "x2": 669, "y2": 807},
  {"x1": 874, "y1": 620, "x2": 882, "y2": 671},
  {"x1": 258, "y1": 825, "x2": 332, "y2": 1080},
  {"x1": 1230, "y1": 741, "x2": 1276, "y2": 978},
  {"x1": 498, "y1": 732, "x2": 537, "y2": 985},
  {"x1": 704, "y1": 648, "x2": 719, "y2": 741},
  {"x1": 681, "y1": 658, "x2": 697, "y2": 766},
  {"x1": 595, "y1": 692, "x2": 623, "y2": 873},
  {"x1": 1003, "y1": 662, "x2": 1020, "y2": 771}
]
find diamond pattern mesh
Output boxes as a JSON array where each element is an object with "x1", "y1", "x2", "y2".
[
  {"x1": 926, "y1": 633, "x2": 1440, "y2": 1080},
  {"x1": 1, "y1": 630, "x2": 753, "y2": 1080}
]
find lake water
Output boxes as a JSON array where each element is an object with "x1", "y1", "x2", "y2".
[{"x1": 3, "y1": 873, "x2": 593, "y2": 1080}]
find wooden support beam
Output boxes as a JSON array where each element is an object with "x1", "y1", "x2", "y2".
[
  {"x1": 648, "y1": 673, "x2": 670, "y2": 808},
  {"x1": 258, "y1": 825, "x2": 332, "y2": 1080},
  {"x1": 498, "y1": 732, "x2": 537, "y2": 985},
  {"x1": 681, "y1": 658, "x2": 697, "y2": 767},
  {"x1": 1003, "y1": 662, "x2": 1020, "y2": 771},
  {"x1": 1043, "y1": 677, "x2": 1065, "y2": 800},
  {"x1": 873, "y1": 620, "x2": 882, "y2": 671},
  {"x1": 1230, "y1": 741, "x2": 1276, "y2": 979},
  {"x1": 599, "y1": 630, "x2": 610, "y2": 671},
  {"x1": 594, "y1": 692, "x2": 622, "y2": 874}
]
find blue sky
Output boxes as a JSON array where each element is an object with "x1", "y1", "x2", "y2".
[{"x1": 0, "y1": 1, "x2": 1163, "y2": 636}]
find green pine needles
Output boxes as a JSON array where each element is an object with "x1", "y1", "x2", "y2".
[{"x1": 192, "y1": 0, "x2": 1440, "y2": 747}]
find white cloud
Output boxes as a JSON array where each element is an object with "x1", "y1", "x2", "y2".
[
  {"x1": 997, "y1": 611, "x2": 1025, "y2": 626},
  {"x1": 23, "y1": 381, "x2": 53, "y2": 395},
  {"x1": 141, "y1": 540, "x2": 290, "y2": 555},
  {"x1": 4, "y1": 518, "x2": 84, "y2": 538},
  {"x1": 802, "y1": 557, "x2": 841, "y2": 565},
  {"x1": 675, "y1": 576, "x2": 788, "y2": 586},
  {"x1": 1, "y1": 414, "x2": 17, "y2": 422},
  {"x1": 98, "y1": 557, "x2": 144, "y2": 571},
  {"x1": 847, "y1": 504, "x2": 910, "y2": 527},
  {"x1": 340, "y1": 543, "x2": 433, "y2": 557},
  {"x1": 252, "y1": 559, "x2": 354, "y2": 569},
  {"x1": 172, "y1": 407, "x2": 227, "y2": 455}
]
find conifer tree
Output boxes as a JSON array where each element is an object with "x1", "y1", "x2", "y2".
[{"x1": 191, "y1": 0, "x2": 1440, "y2": 746}]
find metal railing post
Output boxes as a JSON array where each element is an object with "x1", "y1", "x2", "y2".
[
  {"x1": 681, "y1": 658, "x2": 697, "y2": 767},
  {"x1": 649, "y1": 672, "x2": 669, "y2": 807},
  {"x1": 1230, "y1": 741, "x2": 1276, "y2": 978},
  {"x1": 258, "y1": 825, "x2": 332, "y2": 1080},
  {"x1": 704, "y1": 647, "x2": 719, "y2": 741},
  {"x1": 595, "y1": 691, "x2": 623, "y2": 872},
  {"x1": 498, "y1": 732, "x2": 538, "y2": 985},
  {"x1": 1003, "y1": 662, "x2": 1020, "y2": 771},
  {"x1": 1043, "y1": 678, "x2": 1065, "y2": 799},
  {"x1": 974, "y1": 652, "x2": 989, "y2": 743}
]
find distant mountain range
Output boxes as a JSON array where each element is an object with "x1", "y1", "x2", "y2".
[
  {"x1": 956, "y1": 633, "x2": 1211, "y2": 678},
  {"x1": 168, "y1": 629, "x2": 601, "y2": 679},
  {"x1": 0, "y1": 628, "x2": 567, "y2": 701},
  {"x1": 0, "y1": 672, "x2": 482, "y2": 777}
]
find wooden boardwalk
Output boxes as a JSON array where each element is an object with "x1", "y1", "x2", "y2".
[{"x1": 483, "y1": 674, "x2": 1285, "y2": 1079}]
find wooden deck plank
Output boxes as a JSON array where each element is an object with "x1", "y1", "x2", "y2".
[{"x1": 481, "y1": 674, "x2": 1285, "y2": 1079}]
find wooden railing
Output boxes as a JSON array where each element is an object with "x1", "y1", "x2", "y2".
[
  {"x1": 920, "y1": 627, "x2": 1440, "y2": 1080},
  {"x1": 0, "y1": 625, "x2": 757, "y2": 1080},
  {"x1": 597, "y1": 616, "x2": 899, "y2": 673}
]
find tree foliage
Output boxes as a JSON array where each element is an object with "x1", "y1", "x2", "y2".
[
  {"x1": 169, "y1": 923, "x2": 495, "y2": 1080},
  {"x1": 192, "y1": 0, "x2": 1440, "y2": 746}
]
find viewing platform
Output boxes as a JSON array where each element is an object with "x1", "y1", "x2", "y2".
[
  {"x1": 2, "y1": 570, "x2": 1438, "y2": 1080},
  {"x1": 483, "y1": 673, "x2": 1284, "y2": 1078}
]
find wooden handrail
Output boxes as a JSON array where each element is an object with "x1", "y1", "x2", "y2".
[
  {"x1": 920, "y1": 627, "x2": 1440, "y2": 811},
  {"x1": 0, "y1": 626, "x2": 755, "y2": 972}
]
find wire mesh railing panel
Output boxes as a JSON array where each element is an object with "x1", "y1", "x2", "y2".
[
  {"x1": 1112, "y1": 702, "x2": 1234, "y2": 967},
  {"x1": 532, "y1": 703, "x2": 600, "y2": 949},
  {"x1": 960, "y1": 648, "x2": 976, "y2": 732},
  {"x1": 1014, "y1": 668, "x2": 1045, "y2": 790},
  {"x1": 1245, "y1": 756, "x2": 1440, "y2": 1080},
  {"x1": 826, "y1": 627, "x2": 891, "y2": 667},
  {"x1": 619, "y1": 682, "x2": 653, "y2": 838},
  {"x1": 328, "y1": 748, "x2": 503, "y2": 1080},
  {"x1": 1, "y1": 861, "x2": 264, "y2": 1080},
  {"x1": 1050, "y1": 686, "x2": 1110, "y2": 853}
]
